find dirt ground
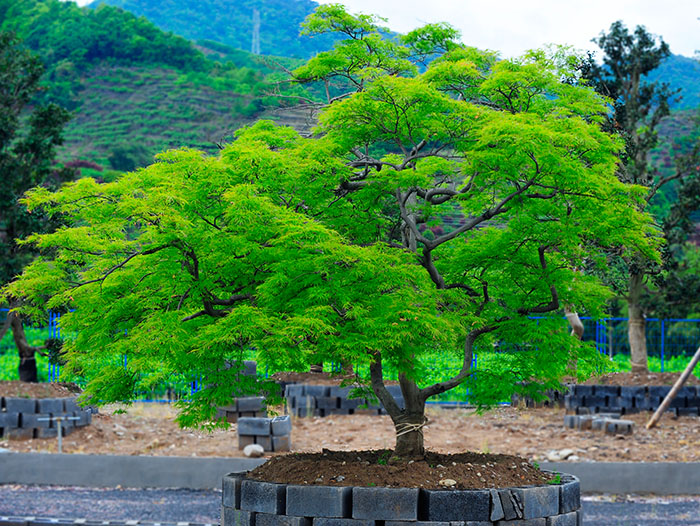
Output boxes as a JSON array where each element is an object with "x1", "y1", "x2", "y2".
[{"x1": 1, "y1": 402, "x2": 698, "y2": 463}]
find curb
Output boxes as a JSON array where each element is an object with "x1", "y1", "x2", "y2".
[{"x1": 0, "y1": 453, "x2": 698, "y2": 494}]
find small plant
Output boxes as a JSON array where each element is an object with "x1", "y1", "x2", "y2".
[
  {"x1": 377, "y1": 451, "x2": 391, "y2": 465},
  {"x1": 548, "y1": 473, "x2": 562, "y2": 485},
  {"x1": 532, "y1": 461, "x2": 540, "y2": 470}
]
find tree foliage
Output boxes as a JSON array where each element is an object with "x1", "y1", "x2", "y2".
[{"x1": 4, "y1": 7, "x2": 659, "y2": 456}]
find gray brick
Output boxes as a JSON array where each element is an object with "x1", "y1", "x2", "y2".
[
  {"x1": 385, "y1": 385, "x2": 403, "y2": 397},
  {"x1": 317, "y1": 397, "x2": 340, "y2": 410},
  {"x1": 35, "y1": 427, "x2": 58, "y2": 439},
  {"x1": 512, "y1": 486, "x2": 559, "y2": 519},
  {"x1": 576, "y1": 509, "x2": 583, "y2": 526},
  {"x1": 3, "y1": 397, "x2": 36, "y2": 413},
  {"x1": 419, "y1": 489, "x2": 490, "y2": 522},
  {"x1": 620, "y1": 386, "x2": 646, "y2": 397},
  {"x1": 240, "y1": 479, "x2": 286, "y2": 514},
  {"x1": 295, "y1": 396, "x2": 317, "y2": 409},
  {"x1": 340, "y1": 398, "x2": 363, "y2": 410},
  {"x1": 582, "y1": 395, "x2": 605, "y2": 407},
  {"x1": 238, "y1": 434, "x2": 255, "y2": 450},
  {"x1": 329, "y1": 386, "x2": 351, "y2": 398},
  {"x1": 20, "y1": 413, "x2": 51, "y2": 429},
  {"x1": 37, "y1": 398, "x2": 64, "y2": 414},
  {"x1": 243, "y1": 361, "x2": 257, "y2": 377},
  {"x1": 238, "y1": 397, "x2": 265, "y2": 412},
  {"x1": 498, "y1": 489, "x2": 523, "y2": 520},
  {"x1": 0, "y1": 412, "x2": 19, "y2": 428},
  {"x1": 271, "y1": 416, "x2": 292, "y2": 436},
  {"x1": 238, "y1": 417, "x2": 272, "y2": 436},
  {"x1": 5, "y1": 427, "x2": 33, "y2": 440},
  {"x1": 304, "y1": 385, "x2": 330, "y2": 397},
  {"x1": 221, "y1": 507, "x2": 254, "y2": 526},
  {"x1": 490, "y1": 489, "x2": 505, "y2": 521},
  {"x1": 74, "y1": 410, "x2": 91, "y2": 427},
  {"x1": 546, "y1": 511, "x2": 578, "y2": 526},
  {"x1": 676, "y1": 407, "x2": 699, "y2": 417},
  {"x1": 572, "y1": 386, "x2": 593, "y2": 397},
  {"x1": 222, "y1": 473, "x2": 245, "y2": 508},
  {"x1": 593, "y1": 385, "x2": 619, "y2": 398},
  {"x1": 603, "y1": 419, "x2": 634, "y2": 435},
  {"x1": 563, "y1": 415, "x2": 577, "y2": 429},
  {"x1": 61, "y1": 398, "x2": 80, "y2": 412},
  {"x1": 287, "y1": 485, "x2": 352, "y2": 517},
  {"x1": 559, "y1": 479, "x2": 580, "y2": 514},
  {"x1": 353, "y1": 487, "x2": 419, "y2": 520},
  {"x1": 313, "y1": 519, "x2": 374, "y2": 526},
  {"x1": 256, "y1": 513, "x2": 309, "y2": 526},
  {"x1": 255, "y1": 435, "x2": 273, "y2": 451},
  {"x1": 272, "y1": 435, "x2": 291, "y2": 452},
  {"x1": 648, "y1": 386, "x2": 671, "y2": 398},
  {"x1": 496, "y1": 519, "x2": 546, "y2": 526},
  {"x1": 575, "y1": 416, "x2": 594, "y2": 430},
  {"x1": 285, "y1": 385, "x2": 304, "y2": 398}
]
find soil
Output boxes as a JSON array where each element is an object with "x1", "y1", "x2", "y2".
[
  {"x1": 581, "y1": 372, "x2": 700, "y2": 386},
  {"x1": 0, "y1": 381, "x2": 82, "y2": 398},
  {"x1": 247, "y1": 449, "x2": 552, "y2": 490}
]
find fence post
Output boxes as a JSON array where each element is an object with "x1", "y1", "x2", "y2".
[{"x1": 660, "y1": 319, "x2": 665, "y2": 372}]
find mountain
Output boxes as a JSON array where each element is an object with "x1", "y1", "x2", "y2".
[
  {"x1": 647, "y1": 54, "x2": 700, "y2": 110},
  {"x1": 88, "y1": 0, "x2": 336, "y2": 59}
]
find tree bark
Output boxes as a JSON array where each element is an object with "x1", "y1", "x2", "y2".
[
  {"x1": 9, "y1": 311, "x2": 39, "y2": 382},
  {"x1": 628, "y1": 271, "x2": 649, "y2": 373}
]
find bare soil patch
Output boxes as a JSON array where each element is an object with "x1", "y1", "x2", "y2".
[
  {"x1": 0, "y1": 380, "x2": 82, "y2": 398},
  {"x1": 248, "y1": 450, "x2": 552, "y2": 489},
  {"x1": 581, "y1": 372, "x2": 700, "y2": 386},
  {"x1": 1, "y1": 402, "x2": 697, "y2": 463}
]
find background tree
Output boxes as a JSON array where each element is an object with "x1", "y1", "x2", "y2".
[
  {"x1": 582, "y1": 21, "x2": 700, "y2": 373},
  {"x1": 4, "y1": 7, "x2": 658, "y2": 458},
  {"x1": 0, "y1": 31, "x2": 75, "y2": 381}
]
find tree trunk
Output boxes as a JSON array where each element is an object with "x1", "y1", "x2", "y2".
[
  {"x1": 392, "y1": 375, "x2": 426, "y2": 459},
  {"x1": 628, "y1": 271, "x2": 649, "y2": 373},
  {"x1": 10, "y1": 312, "x2": 38, "y2": 382}
]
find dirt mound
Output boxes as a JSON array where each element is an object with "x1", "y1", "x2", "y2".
[
  {"x1": 0, "y1": 381, "x2": 82, "y2": 398},
  {"x1": 248, "y1": 449, "x2": 552, "y2": 490},
  {"x1": 582, "y1": 371, "x2": 700, "y2": 386}
]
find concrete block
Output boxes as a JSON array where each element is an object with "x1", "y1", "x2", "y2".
[
  {"x1": 563, "y1": 415, "x2": 577, "y2": 429},
  {"x1": 575, "y1": 416, "x2": 594, "y2": 430},
  {"x1": 620, "y1": 386, "x2": 646, "y2": 397},
  {"x1": 385, "y1": 385, "x2": 403, "y2": 397},
  {"x1": 669, "y1": 397, "x2": 687, "y2": 409},
  {"x1": 3, "y1": 398, "x2": 36, "y2": 413},
  {"x1": 591, "y1": 418, "x2": 609, "y2": 431},
  {"x1": 304, "y1": 385, "x2": 330, "y2": 397},
  {"x1": 490, "y1": 489, "x2": 505, "y2": 521},
  {"x1": 686, "y1": 397, "x2": 700, "y2": 408},
  {"x1": 316, "y1": 397, "x2": 340, "y2": 410},
  {"x1": 293, "y1": 407, "x2": 317, "y2": 417},
  {"x1": 238, "y1": 417, "x2": 272, "y2": 436},
  {"x1": 61, "y1": 398, "x2": 80, "y2": 412},
  {"x1": 572, "y1": 385, "x2": 593, "y2": 397},
  {"x1": 240, "y1": 479, "x2": 286, "y2": 514},
  {"x1": 74, "y1": 411, "x2": 91, "y2": 427},
  {"x1": 328, "y1": 408, "x2": 352, "y2": 415},
  {"x1": 604, "y1": 419, "x2": 634, "y2": 435},
  {"x1": 255, "y1": 435, "x2": 273, "y2": 451},
  {"x1": 285, "y1": 385, "x2": 304, "y2": 398},
  {"x1": 238, "y1": 397, "x2": 265, "y2": 412},
  {"x1": 221, "y1": 507, "x2": 254, "y2": 526},
  {"x1": 0, "y1": 412, "x2": 19, "y2": 428},
  {"x1": 340, "y1": 398, "x2": 363, "y2": 410},
  {"x1": 576, "y1": 509, "x2": 583, "y2": 526},
  {"x1": 21, "y1": 413, "x2": 51, "y2": 429},
  {"x1": 512, "y1": 486, "x2": 559, "y2": 519},
  {"x1": 222, "y1": 473, "x2": 245, "y2": 508},
  {"x1": 272, "y1": 435, "x2": 291, "y2": 452},
  {"x1": 559, "y1": 479, "x2": 579, "y2": 514},
  {"x1": 37, "y1": 398, "x2": 64, "y2": 414},
  {"x1": 313, "y1": 519, "x2": 374, "y2": 526},
  {"x1": 225, "y1": 411, "x2": 239, "y2": 424},
  {"x1": 243, "y1": 360, "x2": 257, "y2": 377},
  {"x1": 52, "y1": 413, "x2": 76, "y2": 429},
  {"x1": 419, "y1": 489, "x2": 490, "y2": 521},
  {"x1": 648, "y1": 386, "x2": 671, "y2": 398},
  {"x1": 582, "y1": 395, "x2": 605, "y2": 407},
  {"x1": 353, "y1": 487, "x2": 419, "y2": 520},
  {"x1": 676, "y1": 407, "x2": 699, "y2": 417},
  {"x1": 34, "y1": 427, "x2": 59, "y2": 439},
  {"x1": 287, "y1": 485, "x2": 352, "y2": 517},
  {"x1": 256, "y1": 513, "x2": 310, "y2": 526},
  {"x1": 329, "y1": 386, "x2": 351, "y2": 398},
  {"x1": 574, "y1": 407, "x2": 590, "y2": 416},
  {"x1": 5, "y1": 427, "x2": 34, "y2": 440},
  {"x1": 271, "y1": 416, "x2": 292, "y2": 436},
  {"x1": 593, "y1": 385, "x2": 619, "y2": 398},
  {"x1": 296, "y1": 396, "x2": 317, "y2": 409},
  {"x1": 238, "y1": 435, "x2": 256, "y2": 449},
  {"x1": 546, "y1": 511, "x2": 578, "y2": 526}
]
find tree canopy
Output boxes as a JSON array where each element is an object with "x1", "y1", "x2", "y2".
[{"x1": 4, "y1": 6, "x2": 659, "y2": 457}]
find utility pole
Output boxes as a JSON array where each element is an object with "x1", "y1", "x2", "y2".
[{"x1": 251, "y1": 8, "x2": 261, "y2": 55}]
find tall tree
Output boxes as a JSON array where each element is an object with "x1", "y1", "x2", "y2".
[
  {"x1": 0, "y1": 31, "x2": 74, "y2": 381},
  {"x1": 582, "y1": 21, "x2": 700, "y2": 373},
  {"x1": 4, "y1": 7, "x2": 657, "y2": 458}
]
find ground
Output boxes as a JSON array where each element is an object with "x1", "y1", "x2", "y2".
[{"x1": 1, "y1": 402, "x2": 697, "y2": 462}]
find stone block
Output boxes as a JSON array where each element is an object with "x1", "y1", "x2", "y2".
[
  {"x1": 316, "y1": 397, "x2": 340, "y2": 410},
  {"x1": 21, "y1": 413, "x2": 51, "y2": 429},
  {"x1": 593, "y1": 385, "x2": 619, "y2": 398},
  {"x1": 575, "y1": 416, "x2": 594, "y2": 430},
  {"x1": 304, "y1": 385, "x2": 330, "y2": 397},
  {"x1": 74, "y1": 410, "x2": 91, "y2": 427},
  {"x1": 238, "y1": 397, "x2": 265, "y2": 412},
  {"x1": 419, "y1": 489, "x2": 490, "y2": 522},
  {"x1": 559, "y1": 478, "x2": 580, "y2": 514},
  {"x1": 221, "y1": 507, "x2": 254, "y2": 526},
  {"x1": 490, "y1": 489, "x2": 505, "y2": 521},
  {"x1": 271, "y1": 416, "x2": 292, "y2": 436},
  {"x1": 0, "y1": 412, "x2": 19, "y2": 429},
  {"x1": 293, "y1": 407, "x2": 317, "y2": 417},
  {"x1": 648, "y1": 386, "x2": 671, "y2": 398},
  {"x1": 243, "y1": 360, "x2": 257, "y2": 377},
  {"x1": 546, "y1": 511, "x2": 578, "y2": 526},
  {"x1": 272, "y1": 435, "x2": 292, "y2": 452},
  {"x1": 574, "y1": 407, "x2": 591, "y2": 416},
  {"x1": 563, "y1": 415, "x2": 577, "y2": 429},
  {"x1": 591, "y1": 418, "x2": 609, "y2": 431},
  {"x1": 620, "y1": 386, "x2": 646, "y2": 397},
  {"x1": 238, "y1": 417, "x2": 272, "y2": 436},
  {"x1": 340, "y1": 398, "x2": 363, "y2": 410},
  {"x1": 35, "y1": 427, "x2": 58, "y2": 439},
  {"x1": 285, "y1": 385, "x2": 305, "y2": 398},
  {"x1": 668, "y1": 397, "x2": 687, "y2": 409},
  {"x1": 572, "y1": 385, "x2": 593, "y2": 397},
  {"x1": 313, "y1": 519, "x2": 374, "y2": 526},
  {"x1": 37, "y1": 398, "x2": 64, "y2": 414},
  {"x1": 5, "y1": 427, "x2": 34, "y2": 440},
  {"x1": 576, "y1": 509, "x2": 583, "y2": 526},
  {"x1": 603, "y1": 419, "x2": 634, "y2": 435},
  {"x1": 240, "y1": 479, "x2": 286, "y2": 514},
  {"x1": 352, "y1": 487, "x2": 419, "y2": 520},
  {"x1": 582, "y1": 395, "x2": 605, "y2": 408},
  {"x1": 287, "y1": 485, "x2": 352, "y2": 518},
  {"x1": 255, "y1": 513, "x2": 310, "y2": 526},
  {"x1": 61, "y1": 398, "x2": 80, "y2": 412},
  {"x1": 385, "y1": 385, "x2": 403, "y2": 397},
  {"x1": 238, "y1": 435, "x2": 256, "y2": 449},
  {"x1": 676, "y1": 407, "x2": 699, "y2": 417},
  {"x1": 256, "y1": 435, "x2": 273, "y2": 451},
  {"x1": 512, "y1": 486, "x2": 559, "y2": 519},
  {"x1": 222, "y1": 473, "x2": 245, "y2": 508},
  {"x1": 3, "y1": 397, "x2": 36, "y2": 413},
  {"x1": 329, "y1": 386, "x2": 351, "y2": 398}
]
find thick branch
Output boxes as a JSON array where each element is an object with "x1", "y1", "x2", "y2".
[{"x1": 369, "y1": 351, "x2": 402, "y2": 416}]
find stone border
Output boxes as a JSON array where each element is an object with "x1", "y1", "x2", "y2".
[
  {"x1": 0, "y1": 397, "x2": 94, "y2": 439},
  {"x1": 221, "y1": 472, "x2": 581, "y2": 526},
  {"x1": 284, "y1": 385, "x2": 404, "y2": 417},
  {"x1": 0, "y1": 516, "x2": 215, "y2": 526},
  {"x1": 564, "y1": 385, "x2": 700, "y2": 416}
]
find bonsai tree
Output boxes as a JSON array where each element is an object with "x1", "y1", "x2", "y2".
[{"x1": 4, "y1": 6, "x2": 659, "y2": 458}]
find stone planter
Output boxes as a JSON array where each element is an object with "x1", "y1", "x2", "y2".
[
  {"x1": 0, "y1": 396, "x2": 94, "y2": 439},
  {"x1": 221, "y1": 471, "x2": 581, "y2": 526}
]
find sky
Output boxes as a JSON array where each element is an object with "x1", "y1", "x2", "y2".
[{"x1": 70, "y1": 0, "x2": 698, "y2": 59}]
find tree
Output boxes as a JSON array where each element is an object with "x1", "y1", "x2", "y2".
[
  {"x1": 4, "y1": 7, "x2": 658, "y2": 458},
  {"x1": 582, "y1": 21, "x2": 700, "y2": 373},
  {"x1": 0, "y1": 31, "x2": 75, "y2": 381}
]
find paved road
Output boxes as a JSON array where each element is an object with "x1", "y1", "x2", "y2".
[{"x1": 1, "y1": 485, "x2": 699, "y2": 525}]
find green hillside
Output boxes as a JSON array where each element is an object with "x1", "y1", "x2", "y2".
[
  {"x1": 88, "y1": 0, "x2": 337, "y2": 59},
  {"x1": 647, "y1": 54, "x2": 700, "y2": 110}
]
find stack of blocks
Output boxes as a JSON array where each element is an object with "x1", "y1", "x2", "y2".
[
  {"x1": 285, "y1": 384, "x2": 405, "y2": 417},
  {"x1": 217, "y1": 397, "x2": 268, "y2": 423},
  {"x1": 565, "y1": 385, "x2": 700, "y2": 416},
  {"x1": 0, "y1": 396, "x2": 93, "y2": 439},
  {"x1": 238, "y1": 415, "x2": 292, "y2": 452}
]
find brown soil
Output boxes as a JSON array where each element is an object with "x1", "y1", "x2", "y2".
[
  {"x1": 581, "y1": 371, "x2": 700, "y2": 386},
  {"x1": 248, "y1": 450, "x2": 552, "y2": 490},
  {"x1": 0, "y1": 381, "x2": 82, "y2": 398},
  {"x1": 1, "y1": 403, "x2": 698, "y2": 463}
]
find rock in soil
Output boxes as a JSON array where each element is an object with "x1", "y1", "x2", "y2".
[{"x1": 244, "y1": 444, "x2": 265, "y2": 458}]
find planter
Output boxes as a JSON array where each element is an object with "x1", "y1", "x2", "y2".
[
  {"x1": 221, "y1": 472, "x2": 582, "y2": 526},
  {"x1": 0, "y1": 396, "x2": 94, "y2": 440}
]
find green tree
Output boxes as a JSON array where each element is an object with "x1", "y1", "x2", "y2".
[
  {"x1": 4, "y1": 8, "x2": 658, "y2": 457},
  {"x1": 582, "y1": 21, "x2": 700, "y2": 373},
  {"x1": 0, "y1": 31, "x2": 75, "y2": 381}
]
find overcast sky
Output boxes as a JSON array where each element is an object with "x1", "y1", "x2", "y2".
[{"x1": 71, "y1": 0, "x2": 698, "y2": 58}]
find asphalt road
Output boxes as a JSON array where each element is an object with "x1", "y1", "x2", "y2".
[{"x1": 0, "y1": 485, "x2": 699, "y2": 525}]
